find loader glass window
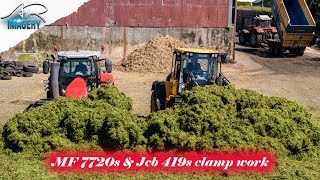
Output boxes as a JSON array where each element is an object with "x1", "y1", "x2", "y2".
[{"x1": 184, "y1": 58, "x2": 211, "y2": 84}]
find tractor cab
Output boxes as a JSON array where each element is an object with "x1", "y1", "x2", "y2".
[
  {"x1": 24, "y1": 47, "x2": 114, "y2": 112},
  {"x1": 57, "y1": 51, "x2": 102, "y2": 95},
  {"x1": 252, "y1": 15, "x2": 272, "y2": 28},
  {"x1": 151, "y1": 48, "x2": 230, "y2": 112},
  {"x1": 43, "y1": 48, "x2": 113, "y2": 99},
  {"x1": 240, "y1": 15, "x2": 278, "y2": 47}
]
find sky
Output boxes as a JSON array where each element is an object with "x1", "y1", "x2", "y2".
[{"x1": 0, "y1": 0, "x2": 89, "y2": 53}]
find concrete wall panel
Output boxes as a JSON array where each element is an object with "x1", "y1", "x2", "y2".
[{"x1": 39, "y1": 26, "x2": 234, "y2": 64}]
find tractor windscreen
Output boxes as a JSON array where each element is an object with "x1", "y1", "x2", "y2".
[
  {"x1": 59, "y1": 59, "x2": 98, "y2": 94},
  {"x1": 260, "y1": 20, "x2": 271, "y2": 28}
]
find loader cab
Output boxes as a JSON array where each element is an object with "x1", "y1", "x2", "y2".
[
  {"x1": 170, "y1": 48, "x2": 220, "y2": 95},
  {"x1": 151, "y1": 48, "x2": 230, "y2": 112}
]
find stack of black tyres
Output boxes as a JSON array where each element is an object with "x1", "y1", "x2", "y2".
[{"x1": 0, "y1": 60, "x2": 39, "y2": 80}]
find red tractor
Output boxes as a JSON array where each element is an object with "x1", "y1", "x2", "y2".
[
  {"x1": 239, "y1": 15, "x2": 279, "y2": 47},
  {"x1": 24, "y1": 46, "x2": 114, "y2": 111}
]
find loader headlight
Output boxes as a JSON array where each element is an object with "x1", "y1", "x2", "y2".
[{"x1": 179, "y1": 84, "x2": 185, "y2": 89}]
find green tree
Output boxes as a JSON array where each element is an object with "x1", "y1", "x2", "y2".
[{"x1": 306, "y1": 0, "x2": 320, "y2": 34}]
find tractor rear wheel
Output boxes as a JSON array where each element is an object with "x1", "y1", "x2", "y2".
[
  {"x1": 250, "y1": 31, "x2": 261, "y2": 47},
  {"x1": 239, "y1": 32, "x2": 247, "y2": 45}
]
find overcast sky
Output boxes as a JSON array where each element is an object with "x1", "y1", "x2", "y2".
[{"x1": 0, "y1": 0, "x2": 89, "y2": 53}]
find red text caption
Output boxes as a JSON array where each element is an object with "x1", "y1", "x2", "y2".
[{"x1": 47, "y1": 151, "x2": 275, "y2": 173}]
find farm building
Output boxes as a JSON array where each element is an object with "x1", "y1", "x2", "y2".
[{"x1": 40, "y1": 0, "x2": 237, "y2": 63}]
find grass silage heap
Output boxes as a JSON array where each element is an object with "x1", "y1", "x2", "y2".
[{"x1": 1, "y1": 85, "x2": 320, "y2": 178}]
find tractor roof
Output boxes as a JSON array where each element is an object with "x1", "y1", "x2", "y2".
[
  {"x1": 175, "y1": 48, "x2": 219, "y2": 54},
  {"x1": 57, "y1": 50, "x2": 101, "y2": 59},
  {"x1": 258, "y1": 15, "x2": 271, "y2": 21}
]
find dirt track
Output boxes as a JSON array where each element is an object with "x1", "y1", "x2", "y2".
[
  {"x1": 1, "y1": 44, "x2": 320, "y2": 125},
  {"x1": 228, "y1": 44, "x2": 320, "y2": 112}
]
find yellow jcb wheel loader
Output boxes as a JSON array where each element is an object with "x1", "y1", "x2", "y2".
[{"x1": 151, "y1": 48, "x2": 230, "y2": 112}]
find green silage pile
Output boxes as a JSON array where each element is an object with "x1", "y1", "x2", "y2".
[
  {"x1": 2, "y1": 86, "x2": 146, "y2": 154},
  {"x1": 146, "y1": 86, "x2": 320, "y2": 158},
  {"x1": 1, "y1": 85, "x2": 319, "y2": 178}
]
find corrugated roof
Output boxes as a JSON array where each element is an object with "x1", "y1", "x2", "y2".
[{"x1": 58, "y1": 51, "x2": 101, "y2": 58}]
